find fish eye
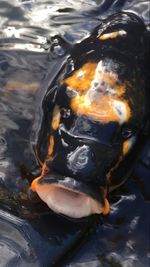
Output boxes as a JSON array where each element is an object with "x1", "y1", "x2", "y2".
[
  {"x1": 60, "y1": 108, "x2": 71, "y2": 118},
  {"x1": 121, "y1": 126, "x2": 133, "y2": 139}
]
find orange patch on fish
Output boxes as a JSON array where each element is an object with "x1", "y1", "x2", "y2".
[
  {"x1": 99, "y1": 30, "x2": 127, "y2": 40},
  {"x1": 31, "y1": 160, "x2": 49, "y2": 192},
  {"x1": 64, "y1": 62, "x2": 97, "y2": 93},
  {"x1": 123, "y1": 140, "x2": 129, "y2": 155},
  {"x1": 31, "y1": 135, "x2": 55, "y2": 192},
  {"x1": 64, "y1": 60, "x2": 131, "y2": 124},
  {"x1": 48, "y1": 135, "x2": 55, "y2": 159},
  {"x1": 31, "y1": 176, "x2": 41, "y2": 192},
  {"x1": 71, "y1": 94, "x2": 131, "y2": 124},
  {"x1": 41, "y1": 162, "x2": 48, "y2": 176},
  {"x1": 123, "y1": 136, "x2": 136, "y2": 156},
  {"x1": 100, "y1": 187, "x2": 110, "y2": 215},
  {"x1": 51, "y1": 105, "x2": 61, "y2": 130},
  {"x1": 102, "y1": 198, "x2": 110, "y2": 215}
]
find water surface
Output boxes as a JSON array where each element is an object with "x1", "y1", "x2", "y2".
[{"x1": 0, "y1": 1, "x2": 150, "y2": 266}]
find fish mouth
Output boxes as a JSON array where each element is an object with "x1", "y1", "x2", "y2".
[{"x1": 29, "y1": 174, "x2": 109, "y2": 219}]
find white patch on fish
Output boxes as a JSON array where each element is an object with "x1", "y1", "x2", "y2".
[{"x1": 113, "y1": 100, "x2": 128, "y2": 124}]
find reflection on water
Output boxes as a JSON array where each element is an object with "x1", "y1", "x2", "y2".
[{"x1": 0, "y1": 1, "x2": 150, "y2": 267}]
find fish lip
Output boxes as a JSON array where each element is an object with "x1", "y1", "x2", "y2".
[
  {"x1": 29, "y1": 173, "x2": 108, "y2": 219},
  {"x1": 38, "y1": 173, "x2": 105, "y2": 204}
]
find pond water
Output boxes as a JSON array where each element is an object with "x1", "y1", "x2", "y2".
[{"x1": 0, "y1": 1, "x2": 150, "y2": 266}]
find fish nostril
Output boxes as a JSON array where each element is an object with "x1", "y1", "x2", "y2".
[{"x1": 67, "y1": 145, "x2": 95, "y2": 176}]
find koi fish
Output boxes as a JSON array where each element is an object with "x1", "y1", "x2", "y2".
[{"x1": 29, "y1": 12, "x2": 148, "y2": 218}]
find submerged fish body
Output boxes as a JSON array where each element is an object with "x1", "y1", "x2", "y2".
[{"x1": 29, "y1": 12, "x2": 148, "y2": 218}]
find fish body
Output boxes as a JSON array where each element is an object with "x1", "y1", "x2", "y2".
[{"x1": 29, "y1": 12, "x2": 149, "y2": 218}]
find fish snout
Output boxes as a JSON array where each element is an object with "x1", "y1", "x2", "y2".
[
  {"x1": 66, "y1": 145, "x2": 95, "y2": 178},
  {"x1": 50, "y1": 142, "x2": 101, "y2": 183}
]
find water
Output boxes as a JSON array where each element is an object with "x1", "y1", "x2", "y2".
[{"x1": 0, "y1": 1, "x2": 150, "y2": 266}]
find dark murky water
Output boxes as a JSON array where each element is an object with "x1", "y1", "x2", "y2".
[{"x1": 0, "y1": 1, "x2": 150, "y2": 266}]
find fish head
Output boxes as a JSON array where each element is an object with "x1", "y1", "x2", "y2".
[{"x1": 29, "y1": 12, "x2": 147, "y2": 218}]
